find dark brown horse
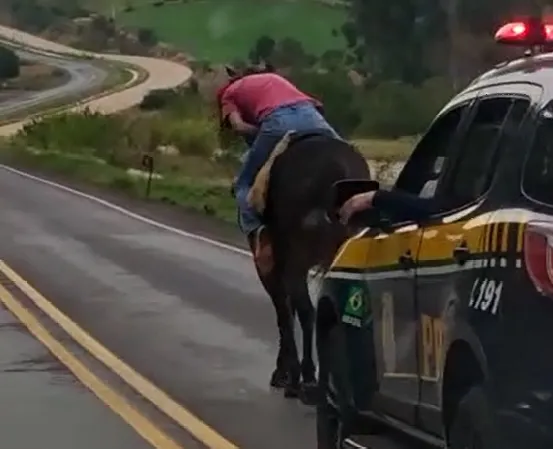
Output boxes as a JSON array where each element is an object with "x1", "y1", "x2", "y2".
[{"x1": 219, "y1": 65, "x2": 373, "y2": 402}]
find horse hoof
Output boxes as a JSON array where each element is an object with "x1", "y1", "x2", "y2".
[
  {"x1": 270, "y1": 370, "x2": 288, "y2": 389},
  {"x1": 284, "y1": 384, "x2": 300, "y2": 399},
  {"x1": 299, "y1": 381, "x2": 318, "y2": 406}
]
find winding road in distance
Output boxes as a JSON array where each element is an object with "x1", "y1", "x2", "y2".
[
  {"x1": 0, "y1": 25, "x2": 192, "y2": 136},
  {"x1": 0, "y1": 48, "x2": 108, "y2": 119}
]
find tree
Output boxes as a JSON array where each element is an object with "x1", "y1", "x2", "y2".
[
  {"x1": 249, "y1": 35, "x2": 276, "y2": 62},
  {"x1": 287, "y1": 69, "x2": 361, "y2": 136},
  {"x1": 319, "y1": 49, "x2": 343, "y2": 71},
  {"x1": 137, "y1": 27, "x2": 158, "y2": 46},
  {"x1": 346, "y1": 0, "x2": 448, "y2": 84},
  {"x1": 0, "y1": 46, "x2": 20, "y2": 79},
  {"x1": 9, "y1": 0, "x2": 56, "y2": 32},
  {"x1": 272, "y1": 38, "x2": 313, "y2": 68},
  {"x1": 341, "y1": 21, "x2": 358, "y2": 49}
]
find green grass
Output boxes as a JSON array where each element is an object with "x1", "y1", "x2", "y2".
[
  {"x1": 116, "y1": 0, "x2": 347, "y2": 61},
  {"x1": 352, "y1": 137, "x2": 417, "y2": 162},
  {"x1": 0, "y1": 146, "x2": 237, "y2": 222}
]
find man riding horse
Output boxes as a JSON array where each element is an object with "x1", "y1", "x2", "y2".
[
  {"x1": 216, "y1": 64, "x2": 372, "y2": 401},
  {"x1": 217, "y1": 65, "x2": 342, "y2": 273}
]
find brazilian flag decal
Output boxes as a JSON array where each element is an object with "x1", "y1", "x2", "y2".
[{"x1": 342, "y1": 283, "x2": 370, "y2": 328}]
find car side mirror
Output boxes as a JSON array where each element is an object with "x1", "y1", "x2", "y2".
[
  {"x1": 327, "y1": 178, "x2": 380, "y2": 225},
  {"x1": 330, "y1": 179, "x2": 380, "y2": 209}
]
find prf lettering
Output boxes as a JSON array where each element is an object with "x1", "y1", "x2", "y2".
[{"x1": 421, "y1": 314, "x2": 444, "y2": 380}]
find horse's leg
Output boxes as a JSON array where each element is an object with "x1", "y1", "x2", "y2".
[
  {"x1": 290, "y1": 273, "x2": 317, "y2": 405},
  {"x1": 249, "y1": 235, "x2": 293, "y2": 389},
  {"x1": 264, "y1": 271, "x2": 290, "y2": 389},
  {"x1": 283, "y1": 268, "x2": 316, "y2": 402},
  {"x1": 270, "y1": 261, "x2": 301, "y2": 399}
]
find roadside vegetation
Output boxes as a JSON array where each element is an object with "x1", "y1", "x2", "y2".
[{"x1": 0, "y1": 0, "x2": 545, "y2": 224}]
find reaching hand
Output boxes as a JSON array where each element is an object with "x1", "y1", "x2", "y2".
[{"x1": 339, "y1": 191, "x2": 377, "y2": 224}]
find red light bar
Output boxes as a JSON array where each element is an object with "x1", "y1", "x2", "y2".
[{"x1": 495, "y1": 20, "x2": 552, "y2": 46}]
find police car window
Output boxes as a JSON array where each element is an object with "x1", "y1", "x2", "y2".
[
  {"x1": 394, "y1": 104, "x2": 467, "y2": 196},
  {"x1": 440, "y1": 97, "x2": 529, "y2": 209},
  {"x1": 523, "y1": 101, "x2": 553, "y2": 205}
]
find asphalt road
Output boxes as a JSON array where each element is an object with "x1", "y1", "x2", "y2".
[
  {"x1": 0, "y1": 165, "x2": 317, "y2": 449},
  {"x1": 0, "y1": 49, "x2": 108, "y2": 118},
  {"x1": 0, "y1": 299, "x2": 155, "y2": 449}
]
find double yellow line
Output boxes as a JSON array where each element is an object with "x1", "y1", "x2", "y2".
[{"x1": 0, "y1": 259, "x2": 238, "y2": 449}]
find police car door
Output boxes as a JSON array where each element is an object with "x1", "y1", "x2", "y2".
[
  {"x1": 414, "y1": 85, "x2": 538, "y2": 436},
  {"x1": 370, "y1": 98, "x2": 474, "y2": 426}
]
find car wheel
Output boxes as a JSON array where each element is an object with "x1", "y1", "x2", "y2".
[
  {"x1": 448, "y1": 386, "x2": 496, "y2": 449},
  {"x1": 317, "y1": 324, "x2": 353, "y2": 449}
]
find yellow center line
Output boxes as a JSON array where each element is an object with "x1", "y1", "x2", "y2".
[
  {"x1": 0, "y1": 259, "x2": 239, "y2": 449},
  {"x1": 0, "y1": 281, "x2": 182, "y2": 449}
]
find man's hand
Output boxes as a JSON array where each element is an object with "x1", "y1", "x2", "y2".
[
  {"x1": 228, "y1": 111, "x2": 257, "y2": 135},
  {"x1": 339, "y1": 191, "x2": 377, "y2": 224}
]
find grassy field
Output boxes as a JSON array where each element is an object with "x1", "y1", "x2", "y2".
[
  {"x1": 115, "y1": 0, "x2": 347, "y2": 61},
  {"x1": 353, "y1": 137, "x2": 417, "y2": 162},
  {"x1": 0, "y1": 146, "x2": 238, "y2": 222},
  {"x1": 0, "y1": 133, "x2": 413, "y2": 225}
]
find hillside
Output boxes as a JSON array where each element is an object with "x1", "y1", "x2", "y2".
[{"x1": 114, "y1": 0, "x2": 348, "y2": 61}]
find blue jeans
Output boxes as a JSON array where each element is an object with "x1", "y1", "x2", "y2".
[{"x1": 235, "y1": 100, "x2": 341, "y2": 235}]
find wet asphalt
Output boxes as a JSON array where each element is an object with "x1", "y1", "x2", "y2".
[
  {"x1": 0, "y1": 297, "x2": 153, "y2": 449},
  {"x1": 0, "y1": 166, "x2": 317, "y2": 449}
]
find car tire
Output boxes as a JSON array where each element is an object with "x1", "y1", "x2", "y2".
[
  {"x1": 317, "y1": 324, "x2": 354, "y2": 449},
  {"x1": 448, "y1": 386, "x2": 497, "y2": 449}
]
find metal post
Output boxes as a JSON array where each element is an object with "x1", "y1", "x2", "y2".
[{"x1": 141, "y1": 154, "x2": 154, "y2": 198}]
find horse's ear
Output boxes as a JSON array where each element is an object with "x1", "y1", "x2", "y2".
[{"x1": 224, "y1": 64, "x2": 237, "y2": 77}]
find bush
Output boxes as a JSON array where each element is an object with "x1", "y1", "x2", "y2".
[
  {"x1": 16, "y1": 111, "x2": 124, "y2": 160},
  {"x1": 140, "y1": 88, "x2": 178, "y2": 110},
  {"x1": 0, "y1": 46, "x2": 20, "y2": 79},
  {"x1": 355, "y1": 77, "x2": 453, "y2": 138},
  {"x1": 165, "y1": 118, "x2": 218, "y2": 156},
  {"x1": 288, "y1": 68, "x2": 361, "y2": 137},
  {"x1": 137, "y1": 27, "x2": 158, "y2": 47}
]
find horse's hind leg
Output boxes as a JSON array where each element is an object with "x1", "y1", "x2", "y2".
[
  {"x1": 281, "y1": 298, "x2": 302, "y2": 399},
  {"x1": 268, "y1": 285, "x2": 291, "y2": 389},
  {"x1": 257, "y1": 261, "x2": 298, "y2": 391},
  {"x1": 286, "y1": 270, "x2": 317, "y2": 404}
]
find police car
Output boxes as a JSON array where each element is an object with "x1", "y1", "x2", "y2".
[{"x1": 315, "y1": 18, "x2": 553, "y2": 449}]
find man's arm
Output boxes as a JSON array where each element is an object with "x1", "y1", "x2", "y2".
[
  {"x1": 220, "y1": 84, "x2": 257, "y2": 135},
  {"x1": 372, "y1": 189, "x2": 435, "y2": 222},
  {"x1": 339, "y1": 189, "x2": 436, "y2": 224},
  {"x1": 228, "y1": 111, "x2": 257, "y2": 135}
]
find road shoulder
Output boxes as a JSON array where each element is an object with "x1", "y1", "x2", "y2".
[{"x1": 0, "y1": 162, "x2": 247, "y2": 251}]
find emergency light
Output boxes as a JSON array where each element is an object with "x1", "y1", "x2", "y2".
[{"x1": 495, "y1": 18, "x2": 553, "y2": 46}]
